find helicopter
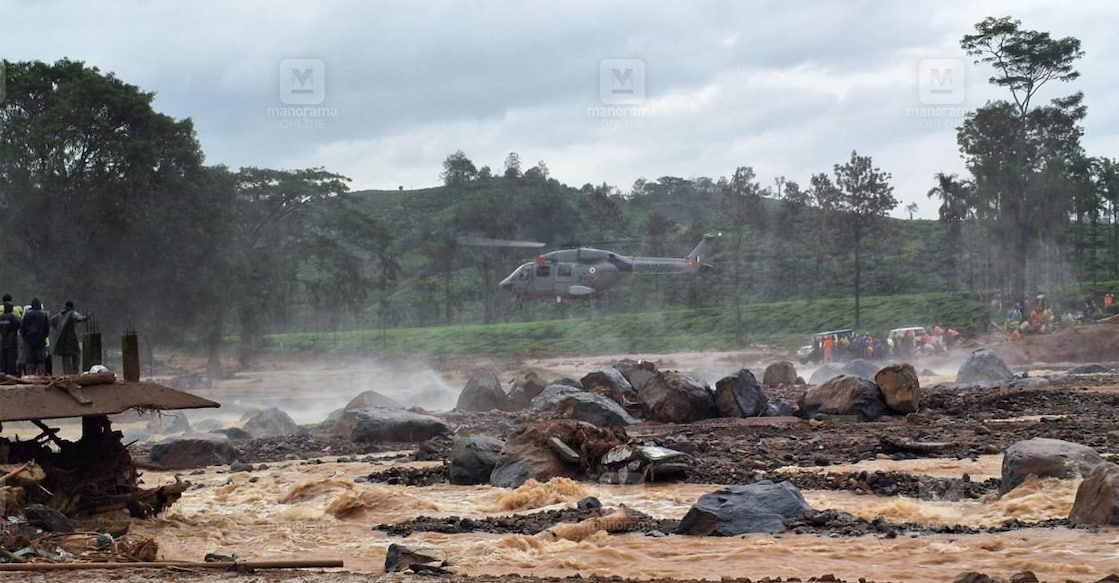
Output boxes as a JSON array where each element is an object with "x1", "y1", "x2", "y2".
[{"x1": 465, "y1": 233, "x2": 718, "y2": 302}]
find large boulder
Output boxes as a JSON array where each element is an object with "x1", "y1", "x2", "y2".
[
  {"x1": 341, "y1": 407, "x2": 452, "y2": 443},
  {"x1": 532, "y1": 389, "x2": 635, "y2": 427},
  {"x1": 241, "y1": 407, "x2": 300, "y2": 438},
  {"x1": 489, "y1": 420, "x2": 626, "y2": 488},
  {"x1": 455, "y1": 369, "x2": 507, "y2": 412},
  {"x1": 957, "y1": 348, "x2": 1014, "y2": 384},
  {"x1": 874, "y1": 363, "x2": 921, "y2": 414},
  {"x1": 714, "y1": 369, "x2": 768, "y2": 418},
  {"x1": 580, "y1": 367, "x2": 637, "y2": 407},
  {"x1": 638, "y1": 371, "x2": 718, "y2": 423},
  {"x1": 1069, "y1": 462, "x2": 1119, "y2": 526},
  {"x1": 797, "y1": 375, "x2": 887, "y2": 421},
  {"x1": 149, "y1": 434, "x2": 238, "y2": 469},
  {"x1": 449, "y1": 435, "x2": 506, "y2": 485},
  {"x1": 808, "y1": 363, "x2": 844, "y2": 385},
  {"x1": 615, "y1": 360, "x2": 659, "y2": 393},
  {"x1": 841, "y1": 359, "x2": 879, "y2": 380},
  {"x1": 503, "y1": 370, "x2": 548, "y2": 412},
  {"x1": 1000, "y1": 438, "x2": 1105, "y2": 496},
  {"x1": 765, "y1": 398, "x2": 798, "y2": 417},
  {"x1": 345, "y1": 390, "x2": 404, "y2": 411},
  {"x1": 762, "y1": 362, "x2": 798, "y2": 388},
  {"x1": 1067, "y1": 363, "x2": 1110, "y2": 375},
  {"x1": 530, "y1": 384, "x2": 585, "y2": 410},
  {"x1": 675, "y1": 481, "x2": 812, "y2": 536}
]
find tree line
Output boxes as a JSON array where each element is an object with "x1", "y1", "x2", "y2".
[{"x1": 0, "y1": 16, "x2": 1113, "y2": 368}]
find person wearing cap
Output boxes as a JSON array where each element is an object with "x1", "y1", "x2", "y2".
[
  {"x1": 20, "y1": 298, "x2": 50, "y2": 376},
  {"x1": 51, "y1": 300, "x2": 87, "y2": 375},
  {"x1": 1, "y1": 294, "x2": 22, "y2": 319}
]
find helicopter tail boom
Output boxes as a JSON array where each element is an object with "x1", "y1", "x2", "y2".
[{"x1": 628, "y1": 233, "x2": 718, "y2": 274}]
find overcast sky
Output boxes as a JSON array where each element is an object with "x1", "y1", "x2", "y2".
[{"x1": 4, "y1": 0, "x2": 1117, "y2": 219}]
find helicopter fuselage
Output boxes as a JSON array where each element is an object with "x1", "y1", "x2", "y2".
[{"x1": 498, "y1": 235, "x2": 715, "y2": 301}]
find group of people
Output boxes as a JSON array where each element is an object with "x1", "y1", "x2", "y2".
[
  {"x1": 810, "y1": 325, "x2": 959, "y2": 364},
  {"x1": 0, "y1": 294, "x2": 88, "y2": 377}
]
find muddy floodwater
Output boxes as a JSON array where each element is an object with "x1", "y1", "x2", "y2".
[
  {"x1": 122, "y1": 454, "x2": 1118, "y2": 582},
  {"x1": 14, "y1": 342, "x2": 1119, "y2": 583}
]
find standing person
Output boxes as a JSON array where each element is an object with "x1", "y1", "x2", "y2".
[
  {"x1": 0, "y1": 302, "x2": 20, "y2": 375},
  {"x1": 20, "y1": 299, "x2": 50, "y2": 376},
  {"x1": 51, "y1": 300, "x2": 87, "y2": 375}
]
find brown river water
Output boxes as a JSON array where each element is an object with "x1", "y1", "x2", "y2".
[
  {"x1": 16, "y1": 356, "x2": 1116, "y2": 581},
  {"x1": 125, "y1": 454, "x2": 1119, "y2": 582}
]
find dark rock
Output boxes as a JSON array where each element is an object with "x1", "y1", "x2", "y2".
[
  {"x1": 1069, "y1": 462, "x2": 1119, "y2": 525},
  {"x1": 212, "y1": 427, "x2": 252, "y2": 441},
  {"x1": 229, "y1": 459, "x2": 253, "y2": 473},
  {"x1": 953, "y1": 572, "x2": 993, "y2": 583},
  {"x1": 957, "y1": 348, "x2": 1014, "y2": 384},
  {"x1": 675, "y1": 481, "x2": 812, "y2": 536},
  {"x1": 765, "y1": 398, "x2": 798, "y2": 417},
  {"x1": 797, "y1": 375, "x2": 887, "y2": 421},
  {"x1": 345, "y1": 390, "x2": 405, "y2": 411},
  {"x1": 1000, "y1": 437, "x2": 1105, "y2": 495},
  {"x1": 490, "y1": 420, "x2": 626, "y2": 488},
  {"x1": 241, "y1": 407, "x2": 300, "y2": 438},
  {"x1": 581, "y1": 367, "x2": 637, "y2": 406},
  {"x1": 841, "y1": 359, "x2": 878, "y2": 380},
  {"x1": 384, "y1": 543, "x2": 447, "y2": 574},
  {"x1": 1009, "y1": 572, "x2": 1039, "y2": 583},
  {"x1": 25, "y1": 503, "x2": 74, "y2": 533},
  {"x1": 503, "y1": 370, "x2": 548, "y2": 412},
  {"x1": 1009, "y1": 377, "x2": 1050, "y2": 389},
  {"x1": 762, "y1": 361, "x2": 798, "y2": 388},
  {"x1": 714, "y1": 369, "x2": 768, "y2": 418},
  {"x1": 530, "y1": 384, "x2": 586, "y2": 410},
  {"x1": 455, "y1": 369, "x2": 507, "y2": 412},
  {"x1": 615, "y1": 360, "x2": 659, "y2": 393},
  {"x1": 342, "y1": 407, "x2": 452, "y2": 443},
  {"x1": 1067, "y1": 363, "x2": 1110, "y2": 375},
  {"x1": 808, "y1": 363, "x2": 844, "y2": 385},
  {"x1": 577, "y1": 496, "x2": 602, "y2": 510},
  {"x1": 638, "y1": 371, "x2": 717, "y2": 423},
  {"x1": 150, "y1": 434, "x2": 239, "y2": 469},
  {"x1": 551, "y1": 391, "x2": 636, "y2": 426},
  {"x1": 449, "y1": 435, "x2": 505, "y2": 485},
  {"x1": 874, "y1": 363, "x2": 920, "y2": 414}
]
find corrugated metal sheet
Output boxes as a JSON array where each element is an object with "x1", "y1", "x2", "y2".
[{"x1": 0, "y1": 381, "x2": 219, "y2": 422}]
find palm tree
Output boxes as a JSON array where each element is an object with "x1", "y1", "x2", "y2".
[{"x1": 927, "y1": 173, "x2": 977, "y2": 293}]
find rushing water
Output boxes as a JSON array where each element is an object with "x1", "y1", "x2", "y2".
[{"x1": 126, "y1": 454, "x2": 1119, "y2": 582}]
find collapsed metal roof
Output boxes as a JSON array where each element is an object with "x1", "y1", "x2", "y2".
[{"x1": 0, "y1": 380, "x2": 220, "y2": 422}]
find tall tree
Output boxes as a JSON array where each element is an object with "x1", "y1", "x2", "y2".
[
  {"x1": 833, "y1": 151, "x2": 897, "y2": 328},
  {"x1": 503, "y1": 152, "x2": 522, "y2": 179},
  {"x1": 720, "y1": 166, "x2": 763, "y2": 345},
  {"x1": 441, "y1": 150, "x2": 478, "y2": 186},
  {"x1": 959, "y1": 16, "x2": 1085, "y2": 302}
]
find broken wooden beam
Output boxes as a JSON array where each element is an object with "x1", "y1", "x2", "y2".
[{"x1": 0, "y1": 559, "x2": 344, "y2": 571}]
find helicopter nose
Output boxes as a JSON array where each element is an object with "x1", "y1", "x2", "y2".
[{"x1": 499, "y1": 274, "x2": 515, "y2": 292}]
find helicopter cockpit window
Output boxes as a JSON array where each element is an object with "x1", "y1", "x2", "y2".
[
  {"x1": 536, "y1": 264, "x2": 551, "y2": 277},
  {"x1": 518, "y1": 266, "x2": 529, "y2": 279},
  {"x1": 557, "y1": 264, "x2": 572, "y2": 277}
]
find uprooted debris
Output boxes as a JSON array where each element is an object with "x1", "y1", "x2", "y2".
[{"x1": 0, "y1": 372, "x2": 221, "y2": 564}]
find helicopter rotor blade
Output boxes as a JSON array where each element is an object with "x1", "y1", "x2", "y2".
[{"x1": 457, "y1": 236, "x2": 546, "y2": 249}]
